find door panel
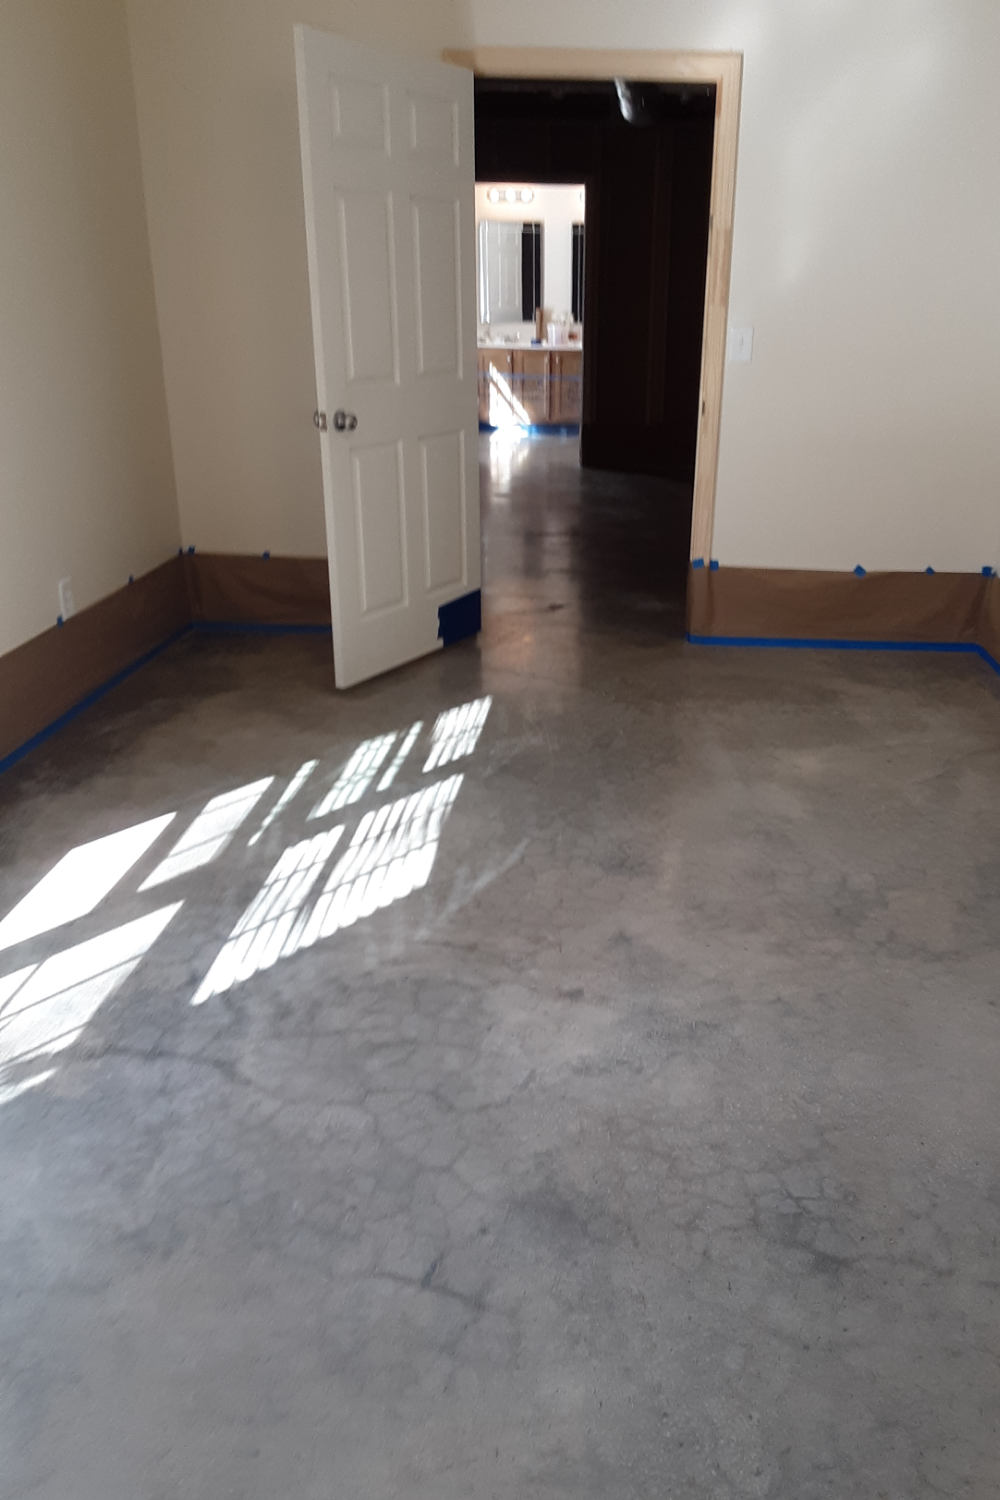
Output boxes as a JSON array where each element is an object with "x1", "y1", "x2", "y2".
[
  {"x1": 420, "y1": 431, "x2": 465, "y2": 590},
  {"x1": 408, "y1": 93, "x2": 458, "y2": 164},
  {"x1": 296, "y1": 27, "x2": 480, "y2": 687},
  {"x1": 412, "y1": 197, "x2": 461, "y2": 377},
  {"x1": 330, "y1": 79, "x2": 389, "y2": 153},
  {"x1": 353, "y1": 443, "x2": 406, "y2": 612},
  {"x1": 338, "y1": 194, "x2": 398, "y2": 385}
]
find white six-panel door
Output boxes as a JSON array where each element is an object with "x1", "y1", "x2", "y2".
[{"x1": 294, "y1": 27, "x2": 481, "y2": 689}]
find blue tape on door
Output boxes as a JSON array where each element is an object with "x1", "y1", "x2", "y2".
[{"x1": 438, "y1": 589, "x2": 481, "y2": 646}]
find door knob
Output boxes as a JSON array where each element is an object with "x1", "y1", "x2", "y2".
[{"x1": 333, "y1": 410, "x2": 358, "y2": 432}]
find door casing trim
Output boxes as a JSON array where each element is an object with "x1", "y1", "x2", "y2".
[{"x1": 445, "y1": 45, "x2": 743, "y2": 564}]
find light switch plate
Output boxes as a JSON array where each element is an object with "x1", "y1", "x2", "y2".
[
  {"x1": 727, "y1": 326, "x2": 754, "y2": 363},
  {"x1": 58, "y1": 577, "x2": 75, "y2": 620}
]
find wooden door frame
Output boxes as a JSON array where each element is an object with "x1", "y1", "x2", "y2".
[{"x1": 444, "y1": 46, "x2": 743, "y2": 565}]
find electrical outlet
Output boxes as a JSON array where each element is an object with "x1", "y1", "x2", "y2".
[{"x1": 58, "y1": 577, "x2": 75, "y2": 620}]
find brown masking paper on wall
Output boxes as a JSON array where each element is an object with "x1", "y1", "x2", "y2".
[
  {"x1": 0, "y1": 557, "x2": 189, "y2": 763},
  {"x1": 184, "y1": 554, "x2": 331, "y2": 627},
  {"x1": 687, "y1": 566, "x2": 988, "y2": 645},
  {"x1": 978, "y1": 575, "x2": 1000, "y2": 665}
]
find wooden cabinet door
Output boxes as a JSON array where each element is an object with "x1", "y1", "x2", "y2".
[
  {"x1": 477, "y1": 350, "x2": 490, "y2": 423},
  {"x1": 513, "y1": 349, "x2": 550, "y2": 424},
  {"x1": 481, "y1": 349, "x2": 514, "y2": 425},
  {"x1": 552, "y1": 350, "x2": 583, "y2": 423}
]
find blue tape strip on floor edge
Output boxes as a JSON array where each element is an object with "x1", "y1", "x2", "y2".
[
  {"x1": 0, "y1": 619, "x2": 335, "y2": 777},
  {"x1": 687, "y1": 634, "x2": 1000, "y2": 676},
  {"x1": 0, "y1": 626, "x2": 191, "y2": 777},
  {"x1": 5, "y1": 619, "x2": 995, "y2": 779}
]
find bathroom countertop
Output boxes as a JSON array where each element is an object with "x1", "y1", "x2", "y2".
[{"x1": 477, "y1": 341, "x2": 583, "y2": 352}]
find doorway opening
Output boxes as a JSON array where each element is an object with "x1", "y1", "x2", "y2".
[{"x1": 474, "y1": 75, "x2": 717, "y2": 628}]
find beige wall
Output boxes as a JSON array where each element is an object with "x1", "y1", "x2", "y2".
[
  {"x1": 126, "y1": 0, "x2": 459, "y2": 559},
  {"x1": 0, "y1": 0, "x2": 180, "y2": 658},
  {"x1": 123, "y1": 0, "x2": 1000, "y2": 574},
  {"x1": 461, "y1": 0, "x2": 1000, "y2": 572}
]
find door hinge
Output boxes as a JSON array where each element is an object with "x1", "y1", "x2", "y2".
[{"x1": 313, "y1": 410, "x2": 327, "y2": 431}]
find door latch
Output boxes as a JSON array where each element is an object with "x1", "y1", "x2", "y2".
[
  {"x1": 313, "y1": 410, "x2": 327, "y2": 431},
  {"x1": 333, "y1": 410, "x2": 358, "y2": 432}
]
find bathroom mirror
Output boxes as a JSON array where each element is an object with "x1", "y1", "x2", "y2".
[{"x1": 477, "y1": 221, "x2": 542, "y2": 325}]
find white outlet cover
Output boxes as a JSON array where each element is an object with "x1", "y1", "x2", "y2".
[
  {"x1": 58, "y1": 577, "x2": 75, "y2": 619},
  {"x1": 727, "y1": 326, "x2": 754, "y2": 363}
]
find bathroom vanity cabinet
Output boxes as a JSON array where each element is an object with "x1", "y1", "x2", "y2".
[{"x1": 477, "y1": 346, "x2": 583, "y2": 427}]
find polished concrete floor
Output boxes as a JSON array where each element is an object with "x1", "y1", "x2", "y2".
[{"x1": 2, "y1": 433, "x2": 1000, "y2": 1497}]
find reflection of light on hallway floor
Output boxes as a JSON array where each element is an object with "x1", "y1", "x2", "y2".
[
  {"x1": 0, "y1": 695, "x2": 492, "y2": 1034},
  {"x1": 249, "y1": 759, "x2": 318, "y2": 845},
  {"x1": 0, "y1": 814, "x2": 175, "y2": 954},
  {"x1": 488, "y1": 428, "x2": 531, "y2": 491},
  {"x1": 310, "y1": 734, "x2": 397, "y2": 818},
  {"x1": 424, "y1": 698, "x2": 491, "y2": 772},
  {"x1": 377, "y1": 722, "x2": 422, "y2": 791},
  {"x1": 191, "y1": 827, "x2": 344, "y2": 1005},
  {"x1": 191, "y1": 776, "x2": 463, "y2": 1005},
  {"x1": 298, "y1": 775, "x2": 463, "y2": 946},
  {"x1": 0, "y1": 904, "x2": 182, "y2": 1103},
  {"x1": 141, "y1": 779, "x2": 273, "y2": 889}
]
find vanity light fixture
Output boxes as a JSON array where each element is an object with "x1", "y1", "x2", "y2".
[
  {"x1": 520, "y1": 188, "x2": 534, "y2": 203},
  {"x1": 487, "y1": 187, "x2": 501, "y2": 203},
  {"x1": 504, "y1": 188, "x2": 517, "y2": 203}
]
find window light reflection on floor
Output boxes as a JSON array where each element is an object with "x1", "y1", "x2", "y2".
[
  {"x1": 249, "y1": 759, "x2": 318, "y2": 846},
  {"x1": 191, "y1": 775, "x2": 463, "y2": 1005},
  {"x1": 191, "y1": 826, "x2": 344, "y2": 1005},
  {"x1": 0, "y1": 694, "x2": 493, "y2": 1058},
  {"x1": 0, "y1": 903, "x2": 182, "y2": 1104},
  {"x1": 309, "y1": 734, "x2": 398, "y2": 818},
  {"x1": 423, "y1": 698, "x2": 492, "y2": 772},
  {"x1": 140, "y1": 778, "x2": 273, "y2": 890},
  {"x1": 0, "y1": 814, "x2": 176, "y2": 955},
  {"x1": 376, "y1": 722, "x2": 422, "y2": 791},
  {"x1": 298, "y1": 773, "x2": 463, "y2": 948},
  {"x1": 488, "y1": 427, "x2": 532, "y2": 491}
]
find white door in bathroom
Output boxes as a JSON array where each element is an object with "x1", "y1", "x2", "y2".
[{"x1": 295, "y1": 27, "x2": 481, "y2": 688}]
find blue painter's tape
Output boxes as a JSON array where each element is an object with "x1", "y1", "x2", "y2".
[
  {"x1": 478, "y1": 422, "x2": 580, "y2": 437},
  {"x1": 187, "y1": 545, "x2": 196, "y2": 556},
  {"x1": 0, "y1": 618, "x2": 339, "y2": 777},
  {"x1": 262, "y1": 550, "x2": 271, "y2": 560},
  {"x1": 709, "y1": 559, "x2": 720, "y2": 572},
  {"x1": 438, "y1": 589, "x2": 481, "y2": 646},
  {"x1": 128, "y1": 574, "x2": 134, "y2": 584},
  {"x1": 0, "y1": 626, "x2": 190, "y2": 777},
  {"x1": 853, "y1": 565, "x2": 867, "y2": 577},
  {"x1": 925, "y1": 567, "x2": 935, "y2": 575},
  {"x1": 56, "y1": 616, "x2": 64, "y2": 628},
  {"x1": 691, "y1": 558, "x2": 705, "y2": 570},
  {"x1": 983, "y1": 566, "x2": 996, "y2": 578},
  {"x1": 685, "y1": 634, "x2": 1000, "y2": 679}
]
